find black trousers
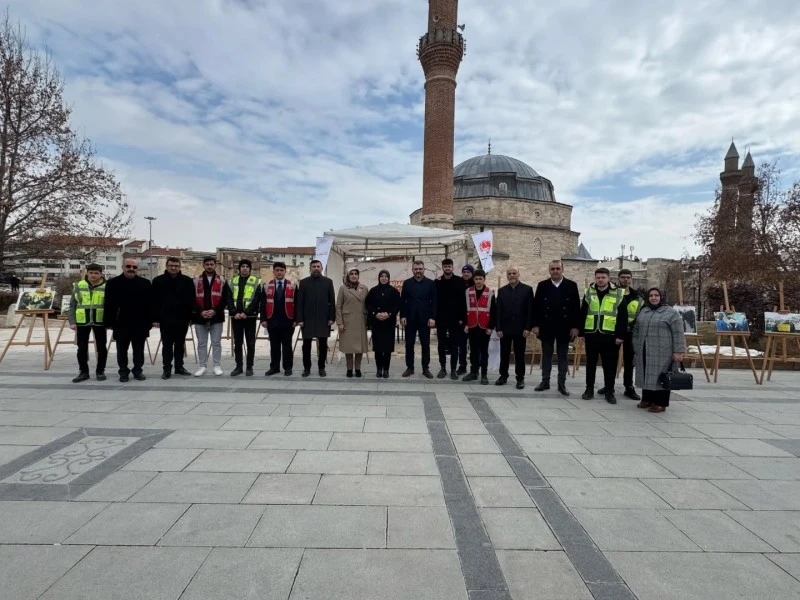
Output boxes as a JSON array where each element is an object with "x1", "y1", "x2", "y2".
[
  {"x1": 584, "y1": 334, "x2": 619, "y2": 391},
  {"x1": 374, "y1": 351, "x2": 392, "y2": 371},
  {"x1": 540, "y1": 334, "x2": 570, "y2": 385},
  {"x1": 160, "y1": 321, "x2": 189, "y2": 371},
  {"x1": 457, "y1": 333, "x2": 468, "y2": 369},
  {"x1": 622, "y1": 331, "x2": 635, "y2": 388},
  {"x1": 500, "y1": 333, "x2": 526, "y2": 381},
  {"x1": 233, "y1": 318, "x2": 257, "y2": 368},
  {"x1": 116, "y1": 332, "x2": 147, "y2": 376},
  {"x1": 76, "y1": 326, "x2": 108, "y2": 373},
  {"x1": 405, "y1": 319, "x2": 431, "y2": 369},
  {"x1": 268, "y1": 326, "x2": 294, "y2": 371},
  {"x1": 302, "y1": 338, "x2": 328, "y2": 370},
  {"x1": 468, "y1": 327, "x2": 491, "y2": 374},
  {"x1": 437, "y1": 322, "x2": 461, "y2": 370}
]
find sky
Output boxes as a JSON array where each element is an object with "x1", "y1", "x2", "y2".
[{"x1": 9, "y1": 0, "x2": 800, "y2": 260}]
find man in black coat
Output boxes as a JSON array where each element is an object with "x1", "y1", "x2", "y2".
[
  {"x1": 152, "y1": 257, "x2": 195, "y2": 379},
  {"x1": 400, "y1": 260, "x2": 437, "y2": 378},
  {"x1": 434, "y1": 258, "x2": 467, "y2": 380},
  {"x1": 104, "y1": 257, "x2": 153, "y2": 382},
  {"x1": 532, "y1": 259, "x2": 581, "y2": 396},
  {"x1": 495, "y1": 266, "x2": 534, "y2": 389},
  {"x1": 296, "y1": 259, "x2": 336, "y2": 377}
]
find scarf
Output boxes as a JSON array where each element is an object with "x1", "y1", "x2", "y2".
[
  {"x1": 345, "y1": 270, "x2": 360, "y2": 290},
  {"x1": 377, "y1": 270, "x2": 391, "y2": 290}
]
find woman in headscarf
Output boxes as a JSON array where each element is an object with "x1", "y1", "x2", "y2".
[
  {"x1": 632, "y1": 287, "x2": 686, "y2": 413},
  {"x1": 336, "y1": 268, "x2": 370, "y2": 377},
  {"x1": 365, "y1": 270, "x2": 400, "y2": 378}
]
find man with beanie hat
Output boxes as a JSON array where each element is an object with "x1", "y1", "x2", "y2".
[
  {"x1": 435, "y1": 258, "x2": 467, "y2": 379},
  {"x1": 457, "y1": 264, "x2": 475, "y2": 374},
  {"x1": 228, "y1": 258, "x2": 262, "y2": 376},
  {"x1": 69, "y1": 263, "x2": 108, "y2": 382}
]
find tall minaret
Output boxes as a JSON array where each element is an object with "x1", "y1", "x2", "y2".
[
  {"x1": 417, "y1": 0, "x2": 465, "y2": 229},
  {"x1": 718, "y1": 141, "x2": 741, "y2": 234},
  {"x1": 737, "y1": 151, "x2": 756, "y2": 234}
]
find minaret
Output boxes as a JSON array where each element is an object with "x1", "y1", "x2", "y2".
[
  {"x1": 737, "y1": 150, "x2": 756, "y2": 234},
  {"x1": 718, "y1": 141, "x2": 741, "y2": 234},
  {"x1": 417, "y1": 0, "x2": 465, "y2": 229}
]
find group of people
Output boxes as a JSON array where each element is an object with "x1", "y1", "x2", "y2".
[{"x1": 69, "y1": 255, "x2": 686, "y2": 412}]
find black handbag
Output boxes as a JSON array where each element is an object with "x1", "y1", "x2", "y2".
[{"x1": 658, "y1": 361, "x2": 693, "y2": 390}]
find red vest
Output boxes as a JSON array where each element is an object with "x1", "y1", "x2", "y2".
[
  {"x1": 466, "y1": 286, "x2": 493, "y2": 329},
  {"x1": 265, "y1": 279, "x2": 295, "y2": 320},
  {"x1": 195, "y1": 274, "x2": 224, "y2": 310}
]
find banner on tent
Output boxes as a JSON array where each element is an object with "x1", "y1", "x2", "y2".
[
  {"x1": 471, "y1": 230, "x2": 494, "y2": 273},
  {"x1": 314, "y1": 236, "x2": 335, "y2": 271}
]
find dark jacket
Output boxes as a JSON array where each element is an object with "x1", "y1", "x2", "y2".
[
  {"x1": 151, "y1": 271, "x2": 195, "y2": 326},
  {"x1": 532, "y1": 277, "x2": 581, "y2": 337},
  {"x1": 260, "y1": 278, "x2": 295, "y2": 329},
  {"x1": 435, "y1": 275, "x2": 467, "y2": 325},
  {"x1": 192, "y1": 272, "x2": 230, "y2": 325},
  {"x1": 296, "y1": 274, "x2": 336, "y2": 338},
  {"x1": 579, "y1": 283, "x2": 628, "y2": 339},
  {"x1": 496, "y1": 282, "x2": 534, "y2": 336},
  {"x1": 365, "y1": 283, "x2": 401, "y2": 353},
  {"x1": 103, "y1": 274, "x2": 153, "y2": 336},
  {"x1": 400, "y1": 276, "x2": 437, "y2": 323},
  {"x1": 618, "y1": 287, "x2": 642, "y2": 332},
  {"x1": 466, "y1": 286, "x2": 497, "y2": 330}
]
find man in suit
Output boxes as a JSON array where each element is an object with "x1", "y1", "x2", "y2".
[
  {"x1": 495, "y1": 266, "x2": 534, "y2": 389},
  {"x1": 296, "y1": 259, "x2": 336, "y2": 377},
  {"x1": 400, "y1": 260, "x2": 437, "y2": 378},
  {"x1": 261, "y1": 261, "x2": 296, "y2": 376},
  {"x1": 532, "y1": 259, "x2": 581, "y2": 396},
  {"x1": 151, "y1": 257, "x2": 195, "y2": 379}
]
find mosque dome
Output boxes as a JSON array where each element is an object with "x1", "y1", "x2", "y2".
[{"x1": 453, "y1": 153, "x2": 555, "y2": 202}]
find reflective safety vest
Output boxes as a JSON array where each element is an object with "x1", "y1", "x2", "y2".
[
  {"x1": 194, "y1": 274, "x2": 224, "y2": 309},
  {"x1": 265, "y1": 279, "x2": 295, "y2": 319},
  {"x1": 466, "y1": 286, "x2": 493, "y2": 329},
  {"x1": 72, "y1": 279, "x2": 106, "y2": 326},
  {"x1": 231, "y1": 275, "x2": 261, "y2": 311},
  {"x1": 583, "y1": 285, "x2": 624, "y2": 334},
  {"x1": 625, "y1": 291, "x2": 641, "y2": 325}
]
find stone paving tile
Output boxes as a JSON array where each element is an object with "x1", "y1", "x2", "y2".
[
  {"x1": 187, "y1": 402, "x2": 235, "y2": 415},
  {"x1": 247, "y1": 431, "x2": 333, "y2": 450},
  {"x1": 328, "y1": 432, "x2": 432, "y2": 452},
  {"x1": 572, "y1": 508, "x2": 700, "y2": 551},
  {"x1": 688, "y1": 423, "x2": 782, "y2": 438},
  {"x1": 727, "y1": 511, "x2": 800, "y2": 551},
  {"x1": 441, "y1": 406, "x2": 482, "y2": 420},
  {"x1": 640, "y1": 479, "x2": 749, "y2": 510},
  {"x1": 459, "y1": 453, "x2": 516, "y2": 477},
  {"x1": 480, "y1": 508, "x2": 560, "y2": 550},
  {"x1": 387, "y1": 405, "x2": 426, "y2": 419},
  {"x1": 120, "y1": 448, "x2": 203, "y2": 471},
  {"x1": 319, "y1": 405, "x2": 387, "y2": 418},
  {"x1": 57, "y1": 413, "x2": 162, "y2": 429},
  {"x1": 160, "y1": 504, "x2": 264, "y2": 547},
  {"x1": 607, "y1": 551, "x2": 800, "y2": 600},
  {"x1": 222, "y1": 403, "x2": 280, "y2": 416},
  {"x1": 74, "y1": 471, "x2": 158, "y2": 502},
  {"x1": 661, "y1": 509, "x2": 776, "y2": 552},
  {"x1": 650, "y1": 422, "x2": 710, "y2": 438},
  {"x1": 652, "y1": 455, "x2": 753, "y2": 479},
  {"x1": 284, "y1": 416, "x2": 365, "y2": 432},
  {"x1": 650, "y1": 437, "x2": 733, "y2": 456},
  {"x1": 387, "y1": 507, "x2": 455, "y2": 549},
  {"x1": 575, "y1": 436, "x2": 674, "y2": 455},
  {"x1": 497, "y1": 550, "x2": 593, "y2": 600},
  {"x1": 180, "y1": 548, "x2": 303, "y2": 600},
  {"x1": 712, "y1": 438, "x2": 796, "y2": 457},
  {"x1": 538, "y1": 420, "x2": 611, "y2": 437},
  {"x1": 549, "y1": 478, "x2": 671, "y2": 509},
  {"x1": 185, "y1": 449, "x2": 296, "y2": 473},
  {"x1": 515, "y1": 434, "x2": 589, "y2": 454},
  {"x1": 710, "y1": 480, "x2": 800, "y2": 510},
  {"x1": 313, "y1": 474, "x2": 445, "y2": 506},
  {"x1": 289, "y1": 549, "x2": 467, "y2": 600},
  {"x1": 447, "y1": 419, "x2": 491, "y2": 434},
  {"x1": 219, "y1": 416, "x2": 292, "y2": 431},
  {"x1": 153, "y1": 429, "x2": 258, "y2": 449},
  {"x1": 528, "y1": 453, "x2": 592, "y2": 478},
  {"x1": 39, "y1": 546, "x2": 210, "y2": 600},
  {"x1": 0, "y1": 444, "x2": 33, "y2": 464},
  {"x1": 250, "y1": 505, "x2": 386, "y2": 548},
  {"x1": 722, "y1": 456, "x2": 800, "y2": 480},
  {"x1": 575, "y1": 454, "x2": 677, "y2": 478},
  {"x1": 766, "y1": 553, "x2": 800, "y2": 581},
  {"x1": 0, "y1": 501, "x2": 107, "y2": 543},
  {"x1": 287, "y1": 450, "x2": 368, "y2": 474},
  {"x1": 367, "y1": 451, "x2": 439, "y2": 475},
  {"x1": 0, "y1": 426, "x2": 87, "y2": 446},
  {"x1": 0, "y1": 410, "x2": 73, "y2": 426},
  {"x1": 129, "y1": 472, "x2": 258, "y2": 503},
  {"x1": 0, "y1": 544, "x2": 93, "y2": 600},
  {"x1": 65, "y1": 502, "x2": 189, "y2": 545},
  {"x1": 363, "y1": 417, "x2": 429, "y2": 433},
  {"x1": 241, "y1": 473, "x2": 320, "y2": 504},
  {"x1": 468, "y1": 476, "x2": 534, "y2": 508},
  {"x1": 452, "y1": 434, "x2": 502, "y2": 454}
]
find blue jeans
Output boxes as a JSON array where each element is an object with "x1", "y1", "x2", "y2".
[{"x1": 405, "y1": 319, "x2": 431, "y2": 370}]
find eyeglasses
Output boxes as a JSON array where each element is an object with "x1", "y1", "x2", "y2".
[
  {"x1": 125, "y1": 266, "x2": 138, "y2": 270},
  {"x1": 549, "y1": 267, "x2": 562, "y2": 271}
]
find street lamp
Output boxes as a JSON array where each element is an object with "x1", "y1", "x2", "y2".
[{"x1": 144, "y1": 216, "x2": 157, "y2": 280}]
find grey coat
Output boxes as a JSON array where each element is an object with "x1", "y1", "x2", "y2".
[
  {"x1": 336, "y1": 284, "x2": 369, "y2": 353},
  {"x1": 296, "y1": 275, "x2": 336, "y2": 339},
  {"x1": 632, "y1": 305, "x2": 686, "y2": 390}
]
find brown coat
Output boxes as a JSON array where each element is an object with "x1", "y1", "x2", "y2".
[{"x1": 336, "y1": 284, "x2": 369, "y2": 354}]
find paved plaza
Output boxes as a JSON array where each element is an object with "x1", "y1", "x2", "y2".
[{"x1": 1, "y1": 336, "x2": 800, "y2": 599}]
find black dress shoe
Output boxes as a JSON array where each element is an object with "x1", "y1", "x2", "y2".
[
  {"x1": 581, "y1": 388, "x2": 594, "y2": 400},
  {"x1": 265, "y1": 368, "x2": 280, "y2": 376},
  {"x1": 597, "y1": 387, "x2": 607, "y2": 395},
  {"x1": 302, "y1": 369, "x2": 310, "y2": 377},
  {"x1": 319, "y1": 369, "x2": 326, "y2": 377},
  {"x1": 624, "y1": 387, "x2": 641, "y2": 401},
  {"x1": 346, "y1": 370, "x2": 354, "y2": 378},
  {"x1": 245, "y1": 368, "x2": 254, "y2": 376},
  {"x1": 161, "y1": 371, "x2": 171, "y2": 380},
  {"x1": 133, "y1": 372, "x2": 146, "y2": 381},
  {"x1": 119, "y1": 374, "x2": 129, "y2": 382},
  {"x1": 355, "y1": 370, "x2": 362, "y2": 378},
  {"x1": 96, "y1": 372, "x2": 107, "y2": 381},
  {"x1": 462, "y1": 373, "x2": 478, "y2": 382},
  {"x1": 437, "y1": 368, "x2": 447, "y2": 379},
  {"x1": 456, "y1": 366, "x2": 467, "y2": 375},
  {"x1": 72, "y1": 372, "x2": 90, "y2": 383},
  {"x1": 558, "y1": 385, "x2": 570, "y2": 397},
  {"x1": 605, "y1": 391, "x2": 617, "y2": 404},
  {"x1": 450, "y1": 371, "x2": 458, "y2": 380},
  {"x1": 480, "y1": 376, "x2": 489, "y2": 385},
  {"x1": 377, "y1": 370, "x2": 384, "y2": 378},
  {"x1": 421, "y1": 369, "x2": 434, "y2": 379},
  {"x1": 284, "y1": 369, "x2": 292, "y2": 376},
  {"x1": 174, "y1": 367, "x2": 191, "y2": 376},
  {"x1": 516, "y1": 381, "x2": 525, "y2": 390},
  {"x1": 402, "y1": 368, "x2": 415, "y2": 377},
  {"x1": 495, "y1": 376, "x2": 508, "y2": 386},
  {"x1": 383, "y1": 370, "x2": 390, "y2": 379},
  {"x1": 534, "y1": 382, "x2": 550, "y2": 392},
  {"x1": 230, "y1": 367, "x2": 243, "y2": 377}
]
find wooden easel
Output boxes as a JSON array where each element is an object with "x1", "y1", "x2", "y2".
[
  {"x1": 677, "y1": 279, "x2": 710, "y2": 383},
  {"x1": 0, "y1": 274, "x2": 56, "y2": 370},
  {"x1": 760, "y1": 282, "x2": 800, "y2": 383},
  {"x1": 711, "y1": 282, "x2": 759, "y2": 384}
]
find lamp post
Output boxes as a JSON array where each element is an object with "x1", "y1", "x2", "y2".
[{"x1": 144, "y1": 216, "x2": 157, "y2": 280}]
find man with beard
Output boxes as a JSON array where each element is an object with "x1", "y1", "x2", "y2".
[
  {"x1": 69, "y1": 263, "x2": 108, "y2": 382},
  {"x1": 495, "y1": 266, "x2": 534, "y2": 389},
  {"x1": 456, "y1": 264, "x2": 474, "y2": 374},
  {"x1": 613, "y1": 268, "x2": 642, "y2": 401},
  {"x1": 228, "y1": 258, "x2": 262, "y2": 377},
  {"x1": 435, "y1": 258, "x2": 467, "y2": 380},
  {"x1": 193, "y1": 256, "x2": 230, "y2": 377},
  {"x1": 296, "y1": 259, "x2": 336, "y2": 377},
  {"x1": 104, "y1": 258, "x2": 153, "y2": 382},
  {"x1": 400, "y1": 260, "x2": 437, "y2": 378},
  {"x1": 152, "y1": 257, "x2": 195, "y2": 379},
  {"x1": 261, "y1": 262, "x2": 296, "y2": 376}
]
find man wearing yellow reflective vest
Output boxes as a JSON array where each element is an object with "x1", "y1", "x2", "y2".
[
  {"x1": 579, "y1": 267, "x2": 628, "y2": 404},
  {"x1": 68, "y1": 263, "x2": 108, "y2": 383},
  {"x1": 615, "y1": 268, "x2": 642, "y2": 401},
  {"x1": 227, "y1": 258, "x2": 262, "y2": 376}
]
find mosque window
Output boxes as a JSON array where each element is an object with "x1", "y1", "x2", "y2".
[
  {"x1": 533, "y1": 237, "x2": 542, "y2": 257},
  {"x1": 533, "y1": 209, "x2": 542, "y2": 221},
  {"x1": 465, "y1": 207, "x2": 474, "y2": 216},
  {"x1": 499, "y1": 182, "x2": 508, "y2": 194}
]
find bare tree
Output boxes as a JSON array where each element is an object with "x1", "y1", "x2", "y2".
[{"x1": 0, "y1": 13, "x2": 131, "y2": 272}]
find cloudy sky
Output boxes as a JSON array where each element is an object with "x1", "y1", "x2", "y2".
[{"x1": 9, "y1": 0, "x2": 800, "y2": 260}]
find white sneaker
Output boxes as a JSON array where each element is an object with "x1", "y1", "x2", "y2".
[
  {"x1": 213, "y1": 365, "x2": 223, "y2": 376},
  {"x1": 194, "y1": 367, "x2": 207, "y2": 377}
]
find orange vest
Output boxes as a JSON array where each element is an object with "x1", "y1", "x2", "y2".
[
  {"x1": 265, "y1": 279, "x2": 295, "y2": 319},
  {"x1": 466, "y1": 286, "x2": 493, "y2": 329},
  {"x1": 194, "y1": 274, "x2": 224, "y2": 310}
]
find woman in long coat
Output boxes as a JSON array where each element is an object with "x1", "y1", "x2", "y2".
[
  {"x1": 632, "y1": 287, "x2": 686, "y2": 413},
  {"x1": 365, "y1": 270, "x2": 400, "y2": 378},
  {"x1": 336, "y1": 268, "x2": 369, "y2": 377}
]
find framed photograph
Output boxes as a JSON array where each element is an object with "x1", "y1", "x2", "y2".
[
  {"x1": 673, "y1": 305, "x2": 697, "y2": 334},
  {"x1": 16, "y1": 289, "x2": 55, "y2": 311},
  {"x1": 765, "y1": 311, "x2": 800, "y2": 334},
  {"x1": 714, "y1": 311, "x2": 749, "y2": 333}
]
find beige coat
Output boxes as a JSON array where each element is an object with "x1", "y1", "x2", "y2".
[{"x1": 336, "y1": 284, "x2": 369, "y2": 353}]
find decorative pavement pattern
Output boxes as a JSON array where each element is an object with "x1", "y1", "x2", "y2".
[{"x1": 1, "y1": 350, "x2": 800, "y2": 598}]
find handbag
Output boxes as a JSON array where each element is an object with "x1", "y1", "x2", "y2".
[{"x1": 658, "y1": 361, "x2": 693, "y2": 390}]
